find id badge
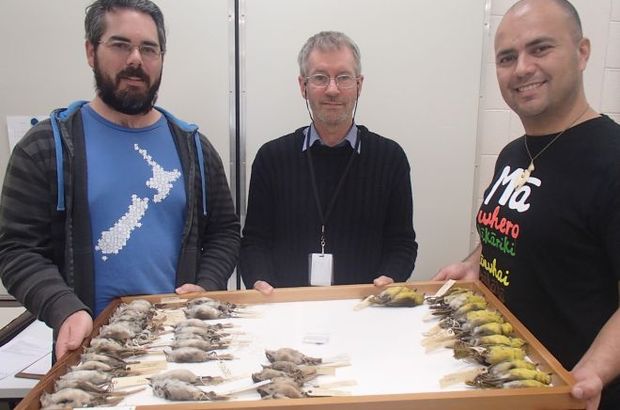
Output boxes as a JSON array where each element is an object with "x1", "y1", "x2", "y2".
[{"x1": 309, "y1": 253, "x2": 333, "y2": 286}]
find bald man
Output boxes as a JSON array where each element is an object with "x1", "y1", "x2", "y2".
[{"x1": 435, "y1": 1, "x2": 620, "y2": 408}]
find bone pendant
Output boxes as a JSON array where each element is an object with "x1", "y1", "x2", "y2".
[{"x1": 514, "y1": 163, "x2": 534, "y2": 189}]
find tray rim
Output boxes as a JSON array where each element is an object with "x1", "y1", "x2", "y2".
[{"x1": 17, "y1": 280, "x2": 585, "y2": 410}]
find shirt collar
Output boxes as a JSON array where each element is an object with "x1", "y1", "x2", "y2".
[{"x1": 302, "y1": 124, "x2": 361, "y2": 153}]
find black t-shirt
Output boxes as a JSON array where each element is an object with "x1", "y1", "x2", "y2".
[{"x1": 477, "y1": 116, "x2": 620, "y2": 405}]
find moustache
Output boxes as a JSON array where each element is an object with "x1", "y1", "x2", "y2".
[{"x1": 117, "y1": 67, "x2": 149, "y2": 83}]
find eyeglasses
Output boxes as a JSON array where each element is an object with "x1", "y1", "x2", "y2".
[
  {"x1": 305, "y1": 74, "x2": 359, "y2": 89},
  {"x1": 99, "y1": 39, "x2": 163, "y2": 60}
]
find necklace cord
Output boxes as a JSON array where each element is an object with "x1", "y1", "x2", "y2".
[
  {"x1": 524, "y1": 106, "x2": 591, "y2": 164},
  {"x1": 515, "y1": 106, "x2": 591, "y2": 189}
]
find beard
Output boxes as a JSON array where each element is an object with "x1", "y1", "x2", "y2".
[
  {"x1": 311, "y1": 100, "x2": 354, "y2": 127},
  {"x1": 93, "y1": 55, "x2": 162, "y2": 115}
]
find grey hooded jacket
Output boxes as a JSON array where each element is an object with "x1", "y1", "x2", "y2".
[{"x1": 0, "y1": 101, "x2": 239, "y2": 331}]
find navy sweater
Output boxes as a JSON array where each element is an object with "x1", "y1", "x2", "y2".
[{"x1": 240, "y1": 125, "x2": 417, "y2": 288}]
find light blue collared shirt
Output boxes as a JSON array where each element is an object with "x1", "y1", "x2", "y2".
[{"x1": 302, "y1": 124, "x2": 361, "y2": 153}]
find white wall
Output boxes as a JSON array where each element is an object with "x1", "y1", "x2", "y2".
[{"x1": 0, "y1": 0, "x2": 231, "y2": 180}]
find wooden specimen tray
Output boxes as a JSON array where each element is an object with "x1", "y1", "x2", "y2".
[{"x1": 17, "y1": 281, "x2": 584, "y2": 410}]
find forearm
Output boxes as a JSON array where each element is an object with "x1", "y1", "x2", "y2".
[
  {"x1": 573, "y1": 307, "x2": 620, "y2": 386},
  {"x1": 463, "y1": 244, "x2": 482, "y2": 270},
  {"x1": 433, "y1": 243, "x2": 481, "y2": 281}
]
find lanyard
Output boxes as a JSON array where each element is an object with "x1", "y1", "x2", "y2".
[{"x1": 306, "y1": 127, "x2": 361, "y2": 254}]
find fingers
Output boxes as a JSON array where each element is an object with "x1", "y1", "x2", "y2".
[
  {"x1": 55, "y1": 310, "x2": 93, "y2": 360},
  {"x1": 432, "y1": 270, "x2": 448, "y2": 281},
  {"x1": 175, "y1": 283, "x2": 206, "y2": 294},
  {"x1": 373, "y1": 275, "x2": 394, "y2": 287},
  {"x1": 586, "y1": 397, "x2": 601, "y2": 410},
  {"x1": 571, "y1": 381, "x2": 602, "y2": 400},
  {"x1": 433, "y1": 264, "x2": 466, "y2": 281},
  {"x1": 571, "y1": 375, "x2": 602, "y2": 410},
  {"x1": 572, "y1": 385, "x2": 601, "y2": 410},
  {"x1": 55, "y1": 342, "x2": 68, "y2": 361},
  {"x1": 253, "y1": 280, "x2": 274, "y2": 295},
  {"x1": 431, "y1": 264, "x2": 463, "y2": 281}
]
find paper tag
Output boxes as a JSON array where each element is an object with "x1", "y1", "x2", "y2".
[
  {"x1": 93, "y1": 407, "x2": 136, "y2": 410},
  {"x1": 218, "y1": 360, "x2": 232, "y2": 379},
  {"x1": 221, "y1": 380, "x2": 271, "y2": 395},
  {"x1": 310, "y1": 379, "x2": 357, "y2": 389},
  {"x1": 127, "y1": 360, "x2": 167, "y2": 372},
  {"x1": 306, "y1": 388, "x2": 351, "y2": 397},
  {"x1": 439, "y1": 367, "x2": 485, "y2": 388},
  {"x1": 163, "y1": 310, "x2": 186, "y2": 326},
  {"x1": 318, "y1": 359, "x2": 351, "y2": 368},
  {"x1": 423, "y1": 324, "x2": 442, "y2": 337},
  {"x1": 315, "y1": 367, "x2": 336, "y2": 375},
  {"x1": 112, "y1": 375, "x2": 149, "y2": 389},
  {"x1": 303, "y1": 332, "x2": 330, "y2": 345},
  {"x1": 422, "y1": 328, "x2": 455, "y2": 346},
  {"x1": 433, "y1": 279, "x2": 456, "y2": 297},
  {"x1": 309, "y1": 253, "x2": 333, "y2": 286},
  {"x1": 156, "y1": 297, "x2": 187, "y2": 308}
]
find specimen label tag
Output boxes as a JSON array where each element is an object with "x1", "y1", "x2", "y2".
[
  {"x1": 433, "y1": 279, "x2": 456, "y2": 297},
  {"x1": 127, "y1": 360, "x2": 167, "y2": 372},
  {"x1": 112, "y1": 375, "x2": 148, "y2": 389}
]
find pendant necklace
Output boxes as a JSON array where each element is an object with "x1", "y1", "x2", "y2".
[{"x1": 514, "y1": 106, "x2": 590, "y2": 189}]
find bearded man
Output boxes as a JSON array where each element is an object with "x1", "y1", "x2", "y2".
[{"x1": 0, "y1": 0, "x2": 239, "y2": 360}]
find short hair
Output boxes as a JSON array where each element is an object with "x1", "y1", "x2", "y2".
[
  {"x1": 297, "y1": 31, "x2": 362, "y2": 77},
  {"x1": 85, "y1": 0, "x2": 166, "y2": 52},
  {"x1": 508, "y1": 0, "x2": 582, "y2": 41}
]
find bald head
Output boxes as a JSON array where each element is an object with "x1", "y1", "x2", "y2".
[
  {"x1": 505, "y1": 0, "x2": 582, "y2": 43},
  {"x1": 493, "y1": 0, "x2": 591, "y2": 133}
]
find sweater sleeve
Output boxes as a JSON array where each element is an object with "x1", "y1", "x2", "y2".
[
  {"x1": 195, "y1": 135, "x2": 240, "y2": 290},
  {"x1": 239, "y1": 146, "x2": 277, "y2": 288},
  {"x1": 0, "y1": 126, "x2": 91, "y2": 331},
  {"x1": 377, "y1": 145, "x2": 418, "y2": 281}
]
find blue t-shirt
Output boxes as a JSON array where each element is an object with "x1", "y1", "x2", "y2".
[{"x1": 82, "y1": 105, "x2": 186, "y2": 315}]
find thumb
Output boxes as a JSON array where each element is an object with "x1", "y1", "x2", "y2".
[
  {"x1": 254, "y1": 280, "x2": 274, "y2": 295},
  {"x1": 432, "y1": 270, "x2": 447, "y2": 281},
  {"x1": 175, "y1": 284, "x2": 191, "y2": 294},
  {"x1": 55, "y1": 343, "x2": 68, "y2": 361},
  {"x1": 571, "y1": 379, "x2": 599, "y2": 400},
  {"x1": 176, "y1": 283, "x2": 206, "y2": 294},
  {"x1": 55, "y1": 330, "x2": 81, "y2": 360},
  {"x1": 572, "y1": 384, "x2": 585, "y2": 400},
  {"x1": 373, "y1": 276, "x2": 394, "y2": 287}
]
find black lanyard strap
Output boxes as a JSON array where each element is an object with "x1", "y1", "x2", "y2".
[{"x1": 306, "y1": 128, "x2": 361, "y2": 252}]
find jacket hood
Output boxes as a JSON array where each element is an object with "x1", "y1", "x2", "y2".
[{"x1": 50, "y1": 101, "x2": 207, "y2": 215}]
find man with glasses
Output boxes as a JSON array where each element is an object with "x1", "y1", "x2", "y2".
[
  {"x1": 240, "y1": 31, "x2": 417, "y2": 294},
  {"x1": 0, "y1": 0, "x2": 239, "y2": 359}
]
